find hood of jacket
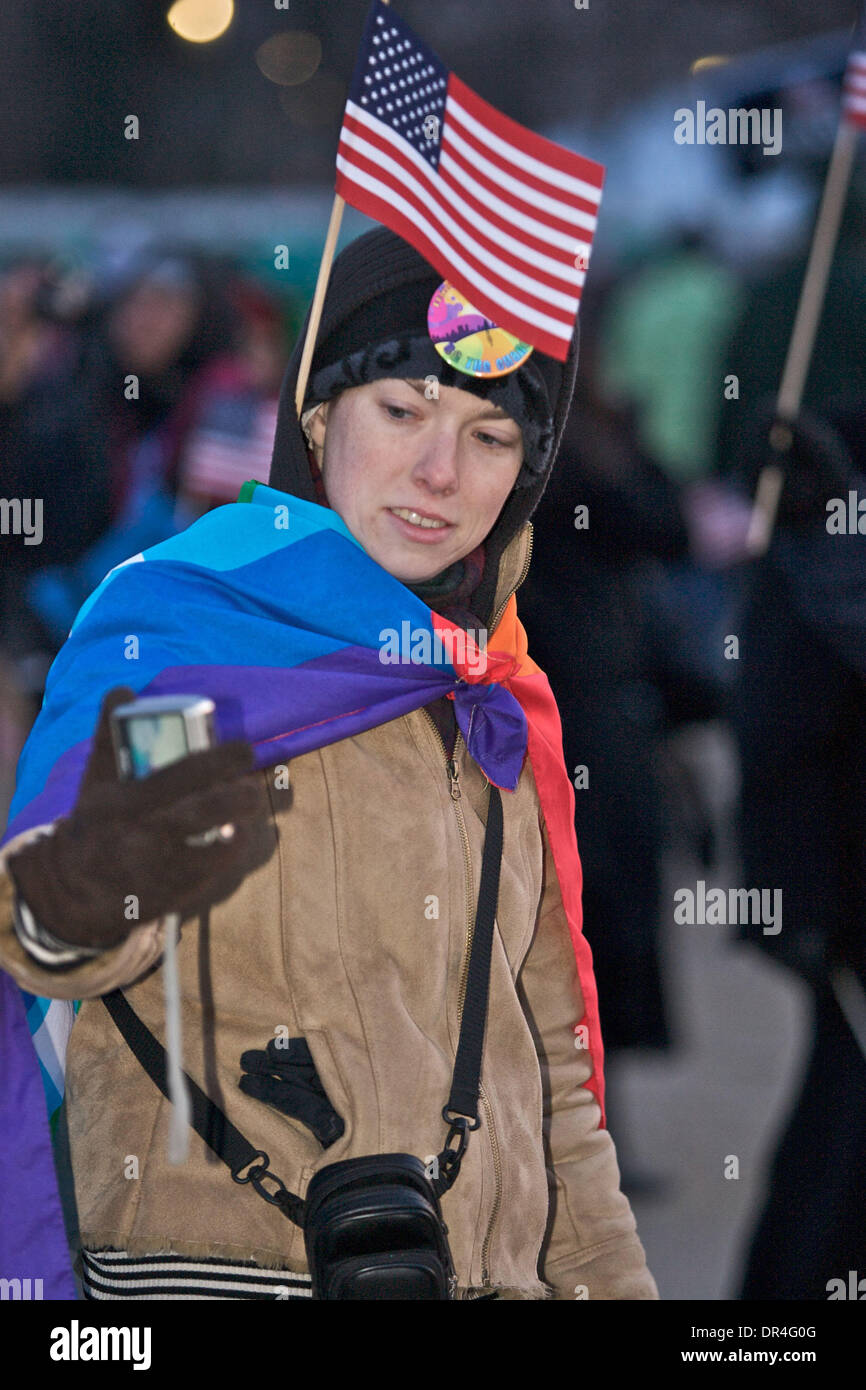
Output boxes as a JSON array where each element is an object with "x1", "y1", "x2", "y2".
[{"x1": 268, "y1": 226, "x2": 578, "y2": 630}]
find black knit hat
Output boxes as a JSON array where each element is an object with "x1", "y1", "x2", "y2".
[
  {"x1": 269, "y1": 226, "x2": 579, "y2": 627},
  {"x1": 304, "y1": 276, "x2": 558, "y2": 490}
]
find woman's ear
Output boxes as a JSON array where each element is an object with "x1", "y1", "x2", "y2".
[
  {"x1": 302, "y1": 401, "x2": 328, "y2": 466},
  {"x1": 308, "y1": 403, "x2": 328, "y2": 461}
]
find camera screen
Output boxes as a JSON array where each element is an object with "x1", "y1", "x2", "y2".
[{"x1": 125, "y1": 713, "x2": 190, "y2": 778}]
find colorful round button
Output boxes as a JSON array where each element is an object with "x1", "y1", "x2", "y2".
[{"x1": 427, "y1": 280, "x2": 533, "y2": 378}]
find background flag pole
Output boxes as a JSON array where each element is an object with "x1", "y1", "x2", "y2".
[
  {"x1": 746, "y1": 105, "x2": 860, "y2": 554},
  {"x1": 293, "y1": 0, "x2": 392, "y2": 417}
]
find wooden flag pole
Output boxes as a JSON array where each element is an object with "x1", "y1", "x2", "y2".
[
  {"x1": 294, "y1": 192, "x2": 346, "y2": 416},
  {"x1": 293, "y1": 0, "x2": 392, "y2": 418},
  {"x1": 746, "y1": 117, "x2": 859, "y2": 556}
]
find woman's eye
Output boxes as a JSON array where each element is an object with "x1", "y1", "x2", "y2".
[
  {"x1": 475, "y1": 430, "x2": 513, "y2": 449},
  {"x1": 383, "y1": 403, "x2": 415, "y2": 421}
]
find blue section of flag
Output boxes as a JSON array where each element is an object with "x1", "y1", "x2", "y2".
[
  {"x1": 6, "y1": 491, "x2": 436, "y2": 837},
  {"x1": 349, "y1": 0, "x2": 448, "y2": 167}
]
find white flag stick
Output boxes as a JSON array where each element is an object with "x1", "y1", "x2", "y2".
[
  {"x1": 163, "y1": 911, "x2": 191, "y2": 1165},
  {"x1": 746, "y1": 117, "x2": 859, "y2": 556}
]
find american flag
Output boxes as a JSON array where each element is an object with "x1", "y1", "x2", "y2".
[
  {"x1": 335, "y1": 0, "x2": 605, "y2": 362},
  {"x1": 180, "y1": 397, "x2": 279, "y2": 505},
  {"x1": 842, "y1": 9, "x2": 866, "y2": 129}
]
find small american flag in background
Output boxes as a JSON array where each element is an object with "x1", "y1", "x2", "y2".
[
  {"x1": 842, "y1": 9, "x2": 866, "y2": 129},
  {"x1": 335, "y1": 0, "x2": 605, "y2": 362}
]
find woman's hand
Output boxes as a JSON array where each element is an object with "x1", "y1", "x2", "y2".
[{"x1": 7, "y1": 687, "x2": 276, "y2": 950}]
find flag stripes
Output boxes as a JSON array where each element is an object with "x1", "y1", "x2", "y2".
[
  {"x1": 336, "y1": 0, "x2": 604, "y2": 360},
  {"x1": 842, "y1": 51, "x2": 866, "y2": 128}
]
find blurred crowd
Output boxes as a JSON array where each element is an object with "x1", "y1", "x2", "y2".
[
  {"x1": 2, "y1": 176, "x2": 866, "y2": 1299},
  {"x1": 0, "y1": 246, "x2": 296, "y2": 737}
]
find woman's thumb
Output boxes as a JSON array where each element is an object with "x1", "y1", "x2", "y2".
[{"x1": 78, "y1": 686, "x2": 137, "y2": 794}]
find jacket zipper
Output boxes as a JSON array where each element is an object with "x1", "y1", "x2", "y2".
[
  {"x1": 422, "y1": 717, "x2": 474, "y2": 1012},
  {"x1": 421, "y1": 710, "x2": 504, "y2": 1287},
  {"x1": 479, "y1": 1087, "x2": 503, "y2": 1283},
  {"x1": 488, "y1": 522, "x2": 533, "y2": 638}
]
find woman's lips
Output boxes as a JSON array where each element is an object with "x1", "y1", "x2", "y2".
[{"x1": 386, "y1": 507, "x2": 455, "y2": 543}]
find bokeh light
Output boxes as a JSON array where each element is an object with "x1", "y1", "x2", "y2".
[
  {"x1": 167, "y1": 0, "x2": 234, "y2": 45},
  {"x1": 255, "y1": 32, "x2": 322, "y2": 87}
]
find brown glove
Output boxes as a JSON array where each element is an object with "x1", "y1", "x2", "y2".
[{"x1": 7, "y1": 686, "x2": 276, "y2": 950}]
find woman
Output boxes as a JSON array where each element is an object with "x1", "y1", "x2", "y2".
[{"x1": 0, "y1": 228, "x2": 658, "y2": 1300}]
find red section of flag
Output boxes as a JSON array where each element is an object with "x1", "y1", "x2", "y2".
[{"x1": 842, "y1": 50, "x2": 866, "y2": 130}]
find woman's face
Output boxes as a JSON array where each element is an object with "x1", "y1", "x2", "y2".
[{"x1": 308, "y1": 378, "x2": 524, "y2": 583}]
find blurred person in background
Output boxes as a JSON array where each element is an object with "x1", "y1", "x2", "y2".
[
  {"x1": 0, "y1": 254, "x2": 91, "y2": 814},
  {"x1": 596, "y1": 228, "x2": 752, "y2": 715},
  {"x1": 713, "y1": 172, "x2": 866, "y2": 1295},
  {"x1": 723, "y1": 394, "x2": 866, "y2": 1301},
  {"x1": 0, "y1": 246, "x2": 238, "y2": 700},
  {"x1": 176, "y1": 278, "x2": 290, "y2": 515}
]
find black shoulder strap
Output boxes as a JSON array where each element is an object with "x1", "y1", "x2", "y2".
[
  {"x1": 103, "y1": 784, "x2": 504, "y2": 1220},
  {"x1": 444, "y1": 784, "x2": 502, "y2": 1124},
  {"x1": 102, "y1": 989, "x2": 306, "y2": 1228}
]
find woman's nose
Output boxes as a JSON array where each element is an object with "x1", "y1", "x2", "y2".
[{"x1": 411, "y1": 428, "x2": 459, "y2": 494}]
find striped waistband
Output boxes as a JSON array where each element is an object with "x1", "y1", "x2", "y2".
[{"x1": 81, "y1": 1248, "x2": 312, "y2": 1301}]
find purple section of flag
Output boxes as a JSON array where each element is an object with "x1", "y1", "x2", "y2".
[
  {"x1": 453, "y1": 681, "x2": 528, "y2": 792},
  {"x1": 0, "y1": 970, "x2": 77, "y2": 1298},
  {"x1": 6, "y1": 644, "x2": 529, "y2": 839},
  {"x1": 4, "y1": 742, "x2": 91, "y2": 844},
  {"x1": 146, "y1": 646, "x2": 453, "y2": 750},
  {"x1": 148, "y1": 652, "x2": 528, "y2": 790}
]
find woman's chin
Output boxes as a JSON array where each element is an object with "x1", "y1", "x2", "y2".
[
  {"x1": 367, "y1": 539, "x2": 459, "y2": 585},
  {"x1": 386, "y1": 558, "x2": 451, "y2": 584}
]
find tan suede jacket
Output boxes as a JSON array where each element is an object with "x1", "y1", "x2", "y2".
[{"x1": 0, "y1": 523, "x2": 658, "y2": 1300}]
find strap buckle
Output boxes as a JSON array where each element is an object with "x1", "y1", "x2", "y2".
[
  {"x1": 231, "y1": 1149, "x2": 289, "y2": 1207},
  {"x1": 434, "y1": 1110, "x2": 480, "y2": 1195},
  {"x1": 442, "y1": 1106, "x2": 480, "y2": 1133}
]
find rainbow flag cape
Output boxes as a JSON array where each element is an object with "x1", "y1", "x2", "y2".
[{"x1": 1, "y1": 482, "x2": 602, "y2": 1289}]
